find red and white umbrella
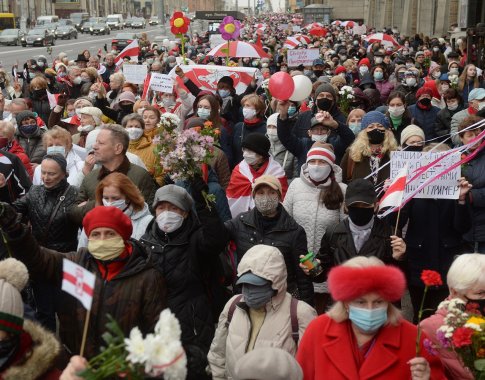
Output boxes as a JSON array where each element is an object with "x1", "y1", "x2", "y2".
[
  {"x1": 304, "y1": 22, "x2": 323, "y2": 29},
  {"x1": 294, "y1": 34, "x2": 311, "y2": 44},
  {"x1": 255, "y1": 23, "x2": 266, "y2": 30},
  {"x1": 331, "y1": 20, "x2": 342, "y2": 26},
  {"x1": 364, "y1": 33, "x2": 400, "y2": 48},
  {"x1": 207, "y1": 41, "x2": 269, "y2": 58},
  {"x1": 341, "y1": 20, "x2": 355, "y2": 28},
  {"x1": 283, "y1": 37, "x2": 301, "y2": 49},
  {"x1": 309, "y1": 26, "x2": 327, "y2": 37}
]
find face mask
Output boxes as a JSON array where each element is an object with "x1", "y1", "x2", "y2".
[
  {"x1": 120, "y1": 103, "x2": 133, "y2": 112},
  {"x1": 147, "y1": 58, "x2": 154, "y2": 65},
  {"x1": 433, "y1": 47, "x2": 440, "y2": 53},
  {"x1": 317, "y1": 98, "x2": 333, "y2": 111},
  {"x1": 311, "y1": 134, "x2": 328, "y2": 143},
  {"x1": 308, "y1": 164, "x2": 331, "y2": 182},
  {"x1": 19, "y1": 124, "x2": 37, "y2": 135},
  {"x1": 67, "y1": 110, "x2": 76, "y2": 118},
  {"x1": 266, "y1": 128, "x2": 278, "y2": 142},
  {"x1": 254, "y1": 194, "x2": 279, "y2": 216},
  {"x1": 348, "y1": 206, "x2": 375, "y2": 226},
  {"x1": 252, "y1": 61, "x2": 259, "y2": 67},
  {"x1": 73, "y1": 76, "x2": 82, "y2": 85},
  {"x1": 88, "y1": 91, "x2": 97, "y2": 100},
  {"x1": 478, "y1": 102, "x2": 485, "y2": 111},
  {"x1": 349, "y1": 305, "x2": 387, "y2": 333},
  {"x1": 75, "y1": 108, "x2": 83, "y2": 116},
  {"x1": 313, "y1": 70, "x2": 323, "y2": 77},
  {"x1": 432, "y1": 71, "x2": 441, "y2": 79},
  {"x1": 29, "y1": 72, "x2": 35, "y2": 79},
  {"x1": 197, "y1": 108, "x2": 210, "y2": 120},
  {"x1": 373, "y1": 71, "x2": 384, "y2": 81},
  {"x1": 261, "y1": 63, "x2": 269, "y2": 68},
  {"x1": 440, "y1": 84, "x2": 450, "y2": 92},
  {"x1": 349, "y1": 122, "x2": 361, "y2": 135},
  {"x1": 137, "y1": 107, "x2": 145, "y2": 115},
  {"x1": 374, "y1": 57, "x2": 383, "y2": 64},
  {"x1": 46, "y1": 145, "x2": 66, "y2": 156},
  {"x1": 126, "y1": 127, "x2": 144, "y2": 141},
  {"x1": 303, "y1": 70, "x2": 313, "y2": 77},
  {"x1": 447, "y1": 102, "x2": 459, "y2": 111},
  {"x1": 388, "y1": 106, "x2": 405, "y2": 117},
  {"x1": 404, "y1": 43, "x2": 409, "y2": 47},
  {"x1": 162, "y1": 98, "x2": 175, "y2": 108},
  {"x1": 449, "y1": 68, "x2": 459, "y2": 75},
  {"x1": 288, "y1": 106, "x2": 297, "y2": 116},
  {"x1": 58, "y1": 72, "x2": 67, "y2": 78},
  {"x1": 156, "y1": 211, "x2": 184, "y2": 233},
  {"x1": 359, "y1": 66, "x2": 369, "y2": 75},
  {"x1": 403, "y1": 51, "x2": 409, "y2": 56},
  {"x1": 403, "y1": 144, "x2": 423, "y2": 152},
  {"x1": 88, "y1": 236, "x2": 126, "y2": 261},
  {"x1": 367, "y1": 129, "x2": 386, "y2": 145},
  {"x1": 405, "y1": 77, "x2": 417, "y2": 87},
  {"x1": 33, "y1": 89, "x2": 46, "y2": 98},
  {"x1": 78, "y1": 124, "x2": 94, "y2": 133},
  {"x1": 243, "y1": 107, "x2": 257, "y2": 120},
  {"x1": 242, "y1": 282, "x2": 274, "y2": 309},
  {"x1": 405, "y1": 63, "x2": 414, "y2": 69},
  {"x1": 218, "y1": 89, "x2": 231, "y2": 98},
  {"x1": 102, "y1": 198, "x2": 128, "y2": 211},
  {"x1": 339, "y1": 55, "x2": 347, "y2": 61},
  {"x1": 419, "y1": 98, "x2": 432, "y2": 107}
]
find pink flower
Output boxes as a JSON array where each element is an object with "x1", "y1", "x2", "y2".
[{"x1": 219, "y1": 16, "x2": 241, "y2": 40}]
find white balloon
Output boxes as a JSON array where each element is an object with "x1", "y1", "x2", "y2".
[{"x1": 289, "y1": 75, "x2": 313, "y2": 102}]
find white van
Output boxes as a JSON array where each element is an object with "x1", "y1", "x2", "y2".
[
  {"x1": 106, "y1": 14, "x2": 124, "y2": 30},
  {"x1": 37, "y1": 15, "x2": 59, "y2": 26}
]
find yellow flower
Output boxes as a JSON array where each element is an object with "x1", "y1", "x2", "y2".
[{"x1": 467, "y1": 316, "x2": 485, "y2": 325}]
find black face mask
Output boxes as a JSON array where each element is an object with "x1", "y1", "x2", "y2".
[
  {"x1": 348, "y1": 207, "x2": 375, "y2": 226},
  {"x1": 419, "y1": 98, "x2": 432, "y2": 107},
  {"x1": 465, "y1": 297, "x2": 485, "y2": 315},
  {"x1": 317, "y1": 98, "x2": 333, "y2": 112},
  {"x1": 313, "y1": 70, "x2": 323, "y2": 77},
  {"x1": 0, "y1": 335, "x2": 20, "y2": 372},
  {"x1": 120, "y1": 104, "x2": 133, "y2": 113},
  {"x1": 367, "y1": 129, "x2": 386, "y2": 144},
  {"x1": 403, "y1": 144, "x2": 423, "y2": 152},
  {"x1": 33, "y1": 89, "x2": 46, "y2": 98}
]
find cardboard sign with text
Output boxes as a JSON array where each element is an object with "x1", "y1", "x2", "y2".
[
  {"x1": 122, "y1": 64, "x2": 148, "y2": 85},
  {"x1": 287, "y1": 48, "x2": 320, "y2": 67},
  {"x1": 148, "y1": 73, "x2": 174, "y2": 93}
]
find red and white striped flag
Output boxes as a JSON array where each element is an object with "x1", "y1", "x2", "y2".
[
  {"x1": 379, "y1": 165, "x2": 408, "y2": 211},
  {"x1": 62, "y1": 259, "x2": 96, "y2": 310},
  {"x1": 46, "y1": 90, "x2": 59, "y2": 109},
  {"x1": 115, "y1": 39, "x2": 140, "y2": 66}
]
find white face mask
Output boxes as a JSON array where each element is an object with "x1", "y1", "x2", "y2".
[
  {"x1": 162, "y1": 98, "x2": 175, "y2": 108},
  {"x1": 126, "y1": 127, "x2": 143, "y2": 141},
  {"x1": 78, "y1": 124, "x2": 94, "y2": 133},
  {"x1": 266, "y1": 128, "x2": 278, "y2": 142},
  {"x1": 243, "y1": 107, "x2": 257, "y2": 120},
  {"x1": 307, "y1": 163, "x2": 332, "y2": 182},
  {"x1": 102, "y1": 198, "x2": 128, "y2": 211},
  {"x1": 46, "y1": 145, "x2": 66, "y2": 156},
  {"x1": 388, "y1": 106, "x2": 405, "y2": 117},
  {"x1": 73, "y1": 76, "x2": 82, "y2": 85},
  {"x1": 243, "y1": 150, "x2": 261, "y2": 166},
  {"x1": 405, "y1": 78, "x2": 417, "y2": 87},
  {"x1": 156, "y1": 211, "x2": 184, "y2": 233},
  {"x1": 449, "y1": 68, "x2": 459, "y2": 75},
  {"x1": 375, "y1": 57, "x2": 383, "y2": 64},
  {"x1": 479, "y1": 102, "x2": 485, "y2": 111},
  {"x1": 311, "y1": 134, "x2": 328, "y2": 143},
  {"x1": 137, "y1": 107, "x2": 145, "y2": 115},
  {"x1": 359, "y1": 66, "x2": 368, "y2": 75}
]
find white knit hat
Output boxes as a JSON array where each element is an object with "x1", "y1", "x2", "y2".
[
  {"x1": 267, "y1": 113, "x2": 279, "y2": 127},
  {"x1": 306, "y1": 143, "x2": 336, "y2": 165},
  {"x1": 78, "y1": 107, "x2": 103, "y2": 126},
  {"x1": 400, "y1": 124, "x2": 425, "y2": 146}
]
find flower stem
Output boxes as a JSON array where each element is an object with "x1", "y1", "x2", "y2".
[
  {"x1": 416, "y1": 285, "x2": 428, "y2": 356},
  {"x1": 226, "y1": 40, "x2": 230, "y2": 66}
]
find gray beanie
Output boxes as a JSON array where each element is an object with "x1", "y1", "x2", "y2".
[
  {"x1": 315, "y1": 83, "x2": 337, "y2": 101},
  {"x1": 153, "y1": 184, "x2": 194, "y2": 211},
  {"x1": 16, "y1": 110, "x2": 37, "y2": 127}
]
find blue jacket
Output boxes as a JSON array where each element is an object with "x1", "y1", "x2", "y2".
[
  {"x1": 408, "y1": 104, "x2": 440, "y2": 140},
  {"x1": 232, "y1": 119, "x2": 267, "y2": 166}
]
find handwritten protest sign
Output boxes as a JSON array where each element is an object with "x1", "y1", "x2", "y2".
[
  {"x1": 287, "y1": 49, "x2": 320, "y2": 67},
  {"x1": 390, "y1": 151, "x2": 460, "y2": 199},
  {"x1": 149, "y1": 73, "x2": 174, "y2": 93},
  {"x1": 122, "y1": 64, "x2": 148, "y2": 84}
]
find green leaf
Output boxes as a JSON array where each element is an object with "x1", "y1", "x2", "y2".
[
  {"x1": 221, "y1": 48, "x2": 229, "y2": 54},
  {"x1": 475, "y1": 358, "x2": 485, "y2": 371}
]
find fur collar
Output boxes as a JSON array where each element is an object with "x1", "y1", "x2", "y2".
[{"x1": 2, "y1": 320, "x2": 60, "y2": 380}]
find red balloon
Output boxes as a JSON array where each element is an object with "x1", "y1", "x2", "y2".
[{"x1": 268, "y1": 72, "x2": 295, "y2": 101}]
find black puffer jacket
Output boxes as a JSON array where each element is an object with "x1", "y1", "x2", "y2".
[
  {"x1": 224, "y1": 205, "x2": 314, "y2": 306},
  {"x1": 14, "y1": 127, "x2": 46, "y2": 164},
  {"x1": 140, "y1": 204, "x2": 228, "y2": 354},
  {"x1": 31, "y1": 97, "x2": 51, "y2": 125},
  {"x1": 13, "y1": 179, "x2": 79, "y2": 252}
]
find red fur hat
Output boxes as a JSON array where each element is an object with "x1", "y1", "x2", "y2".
[{"x1": 328, "y1": 265, "x2": 406, "y2": 302}]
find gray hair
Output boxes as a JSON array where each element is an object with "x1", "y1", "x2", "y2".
[
  {"x1": 121, "y1": 113, "x2": 145, "y2": 129},
  {"x1": 100, "y1": 124, "x2": 129, "y2": 154},
  {"x1": 447, "y1": 253, "x2": 485, "y2": 293}
]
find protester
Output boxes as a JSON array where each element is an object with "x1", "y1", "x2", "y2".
[
  {"x1": 450, "y1": 88, "x2": 485, "y2": 146},
  {"x1": 386, "y1": 90, "x2": 415, "y2": 142},
  {"x1": 0, "y1": 120, "x2": 33, "y2": 178},
  {"x1": 408, "y1": 87, "x2": 440, "y2": 140},
  {"x1": 434, "y1": 88, "x2": 465, "y2": 141},
  {"x1": 14, "y1": 110, "x2": 46, "y2": 166}
]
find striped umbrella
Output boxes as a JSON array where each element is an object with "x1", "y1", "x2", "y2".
[
  {"x1": 207, "y1": 41, "x2": 269, "y2": 58},
  {"x1": 331, "y1": 20, "x2": 342, "y2": 26},
  {"x1": 341, "y1": 20, "x2": 355, "y2": 28},
  {"x1": 294, "y1": 34, "x2": 312, "y2": 44},
  {"x1": 364, "y1": 33, "x2": 400, "y2": 48},
  {"x1": 304, "y1": 22, "x2": 323, "y2": 29},
  {"x1": 283, "y1": 37, "x2": 301, "y2": 49}
]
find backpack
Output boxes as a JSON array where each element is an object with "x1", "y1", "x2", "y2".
[{"x1": 224, "y1": 295, "x2": 300, "y2": 345}]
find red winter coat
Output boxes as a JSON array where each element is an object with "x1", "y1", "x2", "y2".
[
  {"x1": 8, "y1": 139, "x2": 33, "y2": 178},
  {"x1": 296, "y1": 314, "x2": 446, "y2": 380}
]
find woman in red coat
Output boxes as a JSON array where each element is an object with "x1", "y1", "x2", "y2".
[{"x1": 296, "y1": 256, "x2": 446, "y2": 380}]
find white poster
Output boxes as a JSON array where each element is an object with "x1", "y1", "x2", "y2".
[
  {"x1": 287, "y1": 48, "x2": 320, "y2": 67},
  {"x1": 149, "y1": 73, "x2": 174, "y2": 93},
  {"x1": 122, "y1": 64, "x2": 148, "y2": 85}
]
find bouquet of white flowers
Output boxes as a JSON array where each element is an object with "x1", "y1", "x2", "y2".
[{"x1": 338, "y1": 85, "x2": 355, "y2": 115}]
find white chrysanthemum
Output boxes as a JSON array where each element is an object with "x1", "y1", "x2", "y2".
[
  {"x1": 163, "y1": 351, "x2": 188, "y2": 380},
  {"x1": 125, "y1": 327, "x2": 147, "y2": 364},
  {"x1": 464, "y1": 322, "x2": 482, "y2": 331},
  {"x1": 155, "y1": 309, "x2": 183, "y2": 341}
]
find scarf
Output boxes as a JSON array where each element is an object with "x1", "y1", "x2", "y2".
[{"x1": 349, "y1": 217, "x2": 374, "y2": 253}]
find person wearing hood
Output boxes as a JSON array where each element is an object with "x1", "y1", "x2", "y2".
[
  {"x1": 266, "y1": 113, "x2": 298, "y2": 182},
  {"x1": 14, "y1": 110, "x2": 46, "y2": 166},
  {"x1": 0, "y1": 204, "x2": 167, "y2": 359},
  {"x1": 48, "y1": 96, "x2": 94, "y2": 134},
  {"x1": 0, "y1": 258, "x2": 61, "y2": 380},
  {"x1": 12, "y1": 154, "x2": 79, "y2": 332},
  {"x1": 283, "y1": 143, "x2": 346, "y2": 313},
  {"x1": 93, "y1": 82, "x2": 135, "y2": 124},
  {"x1": 0, "y1": 121, "x2": 33, "y2": 178},
  {"x1": 434, "y1": 88, "x2": 465, "y2": 142},
  {"x1": 371, "y1": 64, "x2": 395, "y2": 104},
  {"x1": 408, "y1": 87, "x2": 441, "y2": 140},
  {"x1": 208, "y1": 244, "x2": 316, "y2": 380},
  {"x1": 140, "y1": 182, "x2": 228, "y2": 379},
  {"x1": 71, "y1": 106, "x2": 103, "y2": 148}
]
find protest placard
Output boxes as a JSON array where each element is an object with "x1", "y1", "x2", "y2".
[
  {"x1": 278, "y1": 23, "x2": 289, "y2": 31},
  {"x1": 149, "y1": 73, "x2": 174, "y2": 93},
  {"x1": 390, "y1": 151, "x2": 460, "y2": 199},
  {"x1": 122, "y1": 64, "x2": 148, "y2": 84},
  {"x1": 287, "y1": 49, "x2": 320, "y2": 67}
]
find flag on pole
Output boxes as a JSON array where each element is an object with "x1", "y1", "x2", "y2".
[
  {"x1": 379, "y1": 165, "x2": 408, "y2": 211},
  {"x1": 46, "y1": 90, "x2": 59, "y2": 109},
  {"x1": 115, "y1": 40, "x2": 140, "y2": 66},
  {"x1": 62, "y1": 259, "x2": 96, "y2": 310}
]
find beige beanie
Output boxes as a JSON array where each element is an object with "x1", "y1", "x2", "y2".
[
  {"x1": 400, "y1": 124, "x2": 425, "y2": 146},
  {"x1": 0, "y1": 258, "x2": 29, "y2": 334}
]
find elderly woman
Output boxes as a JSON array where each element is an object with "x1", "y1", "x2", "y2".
[
  {"x1": 141, "y1": 105, "x2": 161, "y2": 139},
  {"x1": 371, "y1": 65, "x2": 395, "y2": 104},
  {"x1": 72, "y1": 106, "x2": 104, "y2": 147},
  {"x1": 340, "y1": 111, "x2": 398, "y2": 185},
  {"x1": 0, "y1": 68, "x2": 21, "y2": 100},
  {"x1": 107, "y1": 72, "x2": 125, "y2": 105},
  {"x1": 421, "y1": 253, "x2": 485, "y2": 380},
  {"x1": 48, "y1": 96, "x2": 94, "y2": 132},
  {"x1": 14, "y1": 110, "x2": 46, "y2": 166},
  {"x1": 0, "y1": 120, "x2": 33, "y2": 177},
  {"x1": 296, "y1": 256, "x2": 445, "y2": 380}
]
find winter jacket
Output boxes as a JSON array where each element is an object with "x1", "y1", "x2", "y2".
[
  {"x1": 277, "y1": 115, "x2": 354, "y2": 167},
  {"x1": 283, "y1": 164, "x2": 346, "y2": 254},
  {"x1": 71, "y1": 156, "x2": 157, "y2": 226},
  {"x1": 7, "y1": 139, "x2": 33, "y2": 178},
  {"x1": 462, "y1": 149, "x2": 485, "y2": 243},
  {"x1": 13, "y1": 180, "x2": 79, "y2": 252},
  {"x1": 32, "y1": 148, "x2": 85, "y2": 187},
  {"x1": 290, "y1": 107, "x2": 348, "y2": 140},
  {"x1": 421, "y1": 307, "x2": 474, "y2": 380},
  {"x1": 208, "y1": 245, "x2": 317, "y2": 380},
  {"x1": 232, "y1": 119, "x2": 267, "y2": 166},
  {"x1": 401, "y1": 199, "x2": 470, "y2": 287},
  {"x1": 128, "y1": 134, "x2": 164, "y2": 186},
  {"x1": 140, "y1": 204, "x2": 228, "y2": 355},
  {"x1": 340, "y1": 150, "x2": 391, "y2": 185},
  {"x1": 0, "y1": 150, "x2": 32, "y2": 203},
  {"x1": 395, "y1": 82, "x2": 423, "y2": 106},
  {"x1": 31, "y1": 97, "x2": 51, "y2": 125},
  {"x1": 434, "y1": 105, "x2": 465, "y2": 142},
  {"x1": 387, "y1": 110, "x2": 415, "y2": 143},
  {"x1": 94, "y1": 96, "x2": 133, "y2": 124},
  {"x1": 5, "y1": 229, "x2": 167, "y2": 359},
  {"x1": 209, "y1": 147, "x2": 231, "y2": 190},
  {"x1": 375, "y1": 79, "x2": 395, "y2": 104},
  {"x1": 0, "y1": 320, "x2": 61, "y2": 380},
  {"x1": 408, "y1": 104, "x2": 441, "y2": 140},
  {"x1": 14, "y1": 127, "x2": 46, "y2": 164},
  {"x1": 224, "y1": 205, "x2": 314, "y2": 305},
  {"x1": 296, "y1": 315, "x2": 445, "y2": 380},
  {"x1": 269, "y1": 137, "x2": 299, "y2": 181},
  {"x1": 450, "y1": 107, "x2": 474, "y2": 146}
]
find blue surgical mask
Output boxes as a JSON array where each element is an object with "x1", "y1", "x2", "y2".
[
  {"x1": 348, "y1": 305, "x2": 387, "y2": 333},
  {"x1": 197, "y1": 108, "x2": 211, "y2": 120},
  {"x1": 46, "y1": 145, "x2": 66, "y2": 156},
  {"x1": 288, "y1": 106, "x2": 297, "y2": 116},
  {"x1": 373, "y1": 71, "x2": 384, "y2": 81},
  {"x1": 348, "y1": 122, "x2": 361, "y2": 135},
  {"x1": 218, "y1": 89, "x2": 230, "y2": 98},
  {"x1": 242, "y1": 282, "x2": 274, "y2": 309}
]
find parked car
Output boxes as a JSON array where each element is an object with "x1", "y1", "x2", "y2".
[
  {"x1": 58, "y1": 19, "x2": 73, "y2": 26},
  {"x1": 91, "y1": 23, "x2": 110, "y2": 35},
  {"x1": 111, "y1": 32, "x2": 137, "y2": 51},
  {"x1": 0, "y1": 29, "x2": 25, "y2": 46},
  {"x1": 106, "y1": 14, "x2": 124, "y2": 30},
  {"x1": 55, "y1": 25, "x2": 78, "y2": 39},
  {"x1": 125, "y1": 17, "x2": 133, "y2": 28},
  {"x1": 131, "y1": 17, "x2": 146, "y2": 29},
  {"x1": 43, "y1": 23, "x2": 58, "y2": 36},
  {"x1": 149, "y1": 16, "x2": 160, "y2": 25},
  {"x1": 21, "y1": 28, "x2": 55, "y2": 47},
  {"x1": 80, "y1": 22, "x2": 93, "y2": 34}
]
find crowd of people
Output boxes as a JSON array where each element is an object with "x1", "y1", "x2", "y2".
[{"x1": 0, "y1": 12, "x2": 482, "y2": 380}]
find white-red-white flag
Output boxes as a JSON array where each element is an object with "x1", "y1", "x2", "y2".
[
  {"x1": 46, "y1": 90, "x2": 59, "y2": 109},
  {"x1": 62, "y1": 259, "x2": 96, "y2": 310},
  {"x1": 379, "y1": 165, "x2": 408, "y2": 211},
  {"x1": 115, "y1": 39, "x2": 140, "y2": 66}
]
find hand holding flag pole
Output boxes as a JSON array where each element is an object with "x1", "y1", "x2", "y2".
[{"x1": 378, "y1": 165, "x2": 408, "y2": 235}]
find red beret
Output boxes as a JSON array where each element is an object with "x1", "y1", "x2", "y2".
[
  {"x1": 334, "y1": 66, "x2": 346, "y2": 75},
  {"x1": 358, "y1": 58, "x2": 371, "y2": 68},
  {"x1": 83, "y1": 206, "x2": 133, "y2": 241},
  {"x1": 416, "y1": 86, "x2": 433, "y2": 99}
]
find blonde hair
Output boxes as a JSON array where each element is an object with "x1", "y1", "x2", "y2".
[
  {"x1": 349, "y1": 129, "x2": 398, "y2": 162},
  {"x1": 0, "y1": 121, "x2": 15, "y2": 139},
  {"x1": 241, "y1": 93, "x2": 265, "y2": 117},
  {"x1": 458, "y1": 64, "x2": 480, "y2": 91},
  {"x1": 42, "y1": 126, "x2": 73, "y2": 150},
  {"x1": 327, "y1": 256, "x2": 402, "y2": 325},
  {"x1": 346, "y1": 109, "x2": 365, "y2": 124}
]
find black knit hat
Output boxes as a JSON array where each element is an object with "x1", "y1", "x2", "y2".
[
  {"x1": 242, "y1": 133, "x2": 270, "y2": 158},
  {"x1": 43, "y1": 154, "x2": 67, "y2": 174}
]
